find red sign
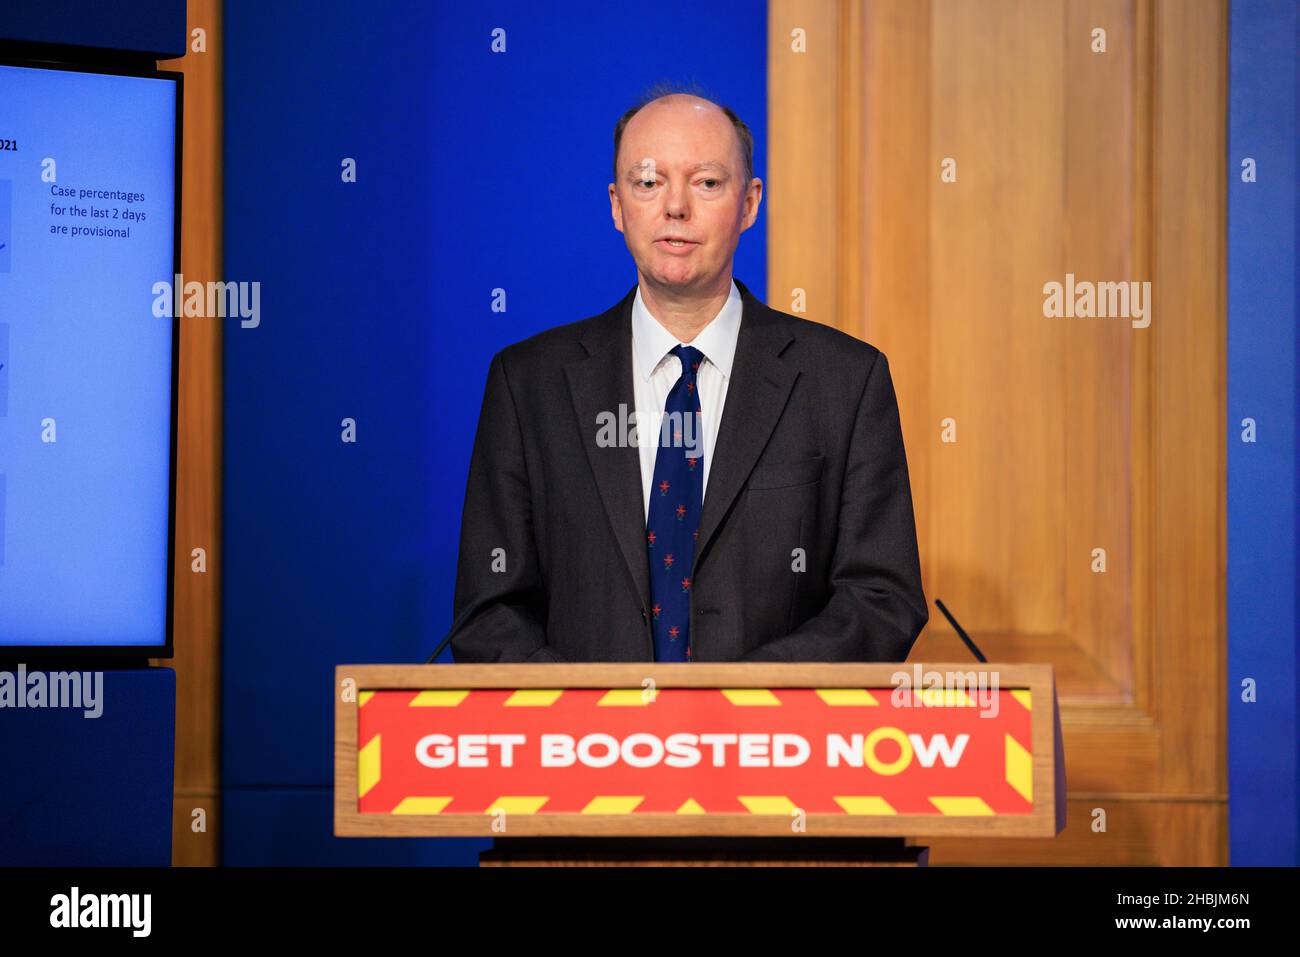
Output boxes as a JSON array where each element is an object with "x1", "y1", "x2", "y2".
[{"x1": 355, "y1": 686, "x2": 1034, "y2": 817}]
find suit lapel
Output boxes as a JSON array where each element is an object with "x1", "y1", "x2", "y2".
[
  {"x1": 694, "y1": 280, "x2": 797, "y2": 571},
  {"x1": 564, "y1": 287, "x2": 653, "y2": 614}
]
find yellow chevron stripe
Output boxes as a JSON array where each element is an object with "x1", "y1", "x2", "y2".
[
  {"x1": 582, "y1": 796, "x2": 645, "y2": 814},
  {"x1": 737, "y1": 796, "x2": 799, "y2": 815},
  {"x1": 358, "y1": 691, "x2": 374, "y2": 707},
  {"x1": 1005, "y1": 734, "x2": 1033, "y2": 802},
  {"x1": 504, "y1": 689, "x2": 563, "y2": 706},
  {"x1": 598, "y1": 689, "x2": 654, "y2": 706},
  {"x1": 358, "y1": 734, "x2": 381, "y2": 798},
  {"x1": 833, "y1": 796, "x2": 898, "y2": 815},
  {"x1": 929, "y1": 796, "x2": 995, "y2": 815},
  {"x1": 392, "y1": 797, "x2": 454, "y2": 815},
  {"x1": 721, "y1": 688, "x2": 782, "y2": 706},
  {"x1": 487, "y1": 796, "x2": 549, "y2": 814},
  {"x1": 676, "y1": 798, "x2": 707, "y2": 814},
  {"x1": 912, "y1": 688, "x2": 978, "y2": 707},
  {"x1": 1011, "y1": 689, "x2": 1033, "y2": 711},
  {"x1": 409, "y1": 690, "x2": 470, "y2": 707},
  {"x1": 816, "y1": 689, "x2": 880, "y2": 706}
]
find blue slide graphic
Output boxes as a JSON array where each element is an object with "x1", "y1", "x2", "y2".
[
  {"x1": 0, "y1": 65, "x2": 175, "y2": 646},
  {"x1": 0, "y1": 178, "x2": 10, "y2": 272},
  {"x1": 0, "y1": 322, "x2": 7, "y2": 417}
]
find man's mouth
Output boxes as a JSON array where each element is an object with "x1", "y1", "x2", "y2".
[{"x1": 656, "y1": 238, "x2": 697, "y2": 249}]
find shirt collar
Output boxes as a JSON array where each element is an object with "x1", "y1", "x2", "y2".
[{"x1": 631, "y1": 279, "x2": 742, "y2": 381}]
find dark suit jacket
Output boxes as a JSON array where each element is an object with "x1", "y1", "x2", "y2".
[{"x1": 447, "y1": 277, "x2": 928, "y2": 662}]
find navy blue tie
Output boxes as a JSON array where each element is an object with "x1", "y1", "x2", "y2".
[{"x1": 646, "y1": 345, "x2": 705, "y2": 662}]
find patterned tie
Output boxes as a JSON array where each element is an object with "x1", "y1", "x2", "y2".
[{"x1": 646, "y1": 344, "x2": 705, "y2": 662}]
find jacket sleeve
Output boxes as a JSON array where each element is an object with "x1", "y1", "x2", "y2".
[
  {"x1": 737, "y1": 351, "x2": 928, "y2": 662},
  {"x1": 445, "y1": 350, "x2": 566, "y2": 663}
]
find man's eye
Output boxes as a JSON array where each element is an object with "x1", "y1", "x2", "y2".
[
  {"x1": 700, "y1": 179, "x2": 719, "y2": 189},
  {"x1": 638, "y1": 178, "x2": 657, "y2": 188}
]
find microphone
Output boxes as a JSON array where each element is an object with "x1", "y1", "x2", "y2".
[
  {"x1": 425, "y1": 632, "x2": 453, "y2": 664},
  {"x1": 425, "y1": 605, "x2": 477, "y2": 663},
  {"x1": 933, "y1": 599, "x2": 987, "y2": 663}
]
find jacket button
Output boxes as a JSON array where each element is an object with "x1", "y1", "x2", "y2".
[{"x1": 640, "y1": 608, "x2": 647, "y2": 620}]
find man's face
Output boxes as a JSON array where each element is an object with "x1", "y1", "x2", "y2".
[{"x1": 609, "y1": 96, "x2": 762, "y2": 293}]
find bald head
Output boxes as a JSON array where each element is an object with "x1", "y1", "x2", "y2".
[{"x1": 612, "y1": 92, "x2": 754, "y2": 187}]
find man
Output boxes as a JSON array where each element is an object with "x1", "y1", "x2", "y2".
[{"x1": 447, "y1": 90, "x2": 927, "y2": 662}]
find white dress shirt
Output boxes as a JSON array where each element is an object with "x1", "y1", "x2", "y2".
[{"x1": 631, "y1": 280, "x2": 743, "y2": 520}]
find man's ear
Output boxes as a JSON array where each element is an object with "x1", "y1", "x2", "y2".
[
  {"x1": 740, "y1": 177, "x2": 763, "y2": 232},
  {"x1": 608, "y1": 183, "x2": 624, "y2": 234}
]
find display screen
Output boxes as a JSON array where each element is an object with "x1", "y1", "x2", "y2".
[{"x1": 0, "y1": 62, "x2": 178, "y2": 650}]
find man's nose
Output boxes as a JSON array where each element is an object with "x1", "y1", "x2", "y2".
[{"x1": 664, "y1": 182, "x2": 689, "y2": 218}]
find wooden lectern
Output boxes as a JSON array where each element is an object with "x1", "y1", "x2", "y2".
[{"x1": 335, "y1": 663, "x2": 1065, "y2": 866}]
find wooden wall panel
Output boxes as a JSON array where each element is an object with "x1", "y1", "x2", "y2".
[
  {"x1": 769, "y1": 0, "x2": 1226, "y2": 865},
  {"x1": 929, "y1": 0, "x2": 1069, "y2": 637},
  {"x1": 148, "y1": 0, "x2": 223, "y2": 867},
  {"x1": 861, "y1": 1, "x2": 933, "y2": 587},
  {"x1": 768, "y1": 0, "x2": 844, "y2": 322},
  {"x1": 1148, "y1": 0, "x2": 1226, "y2": 802},
  {"x1": 1063, "y1": 0, "x2": 1137, "y2": 693}
]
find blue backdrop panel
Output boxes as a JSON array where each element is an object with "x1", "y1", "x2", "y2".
[
  {"x1": 0, "y1": 0, "x2": 186, "y2": 59},
  {"x1": 223, "y1": 789, "x2": 488, "y2": 866},
  {"x1": 0, "y1": 667, "x2": 175, "y2": 866},
  {"x1": 221, "y1": 0, "x2": 767, "y2": 863},
  {"x1": 1227, "y1": 0, "x2": 1299, "y2": 866}
]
